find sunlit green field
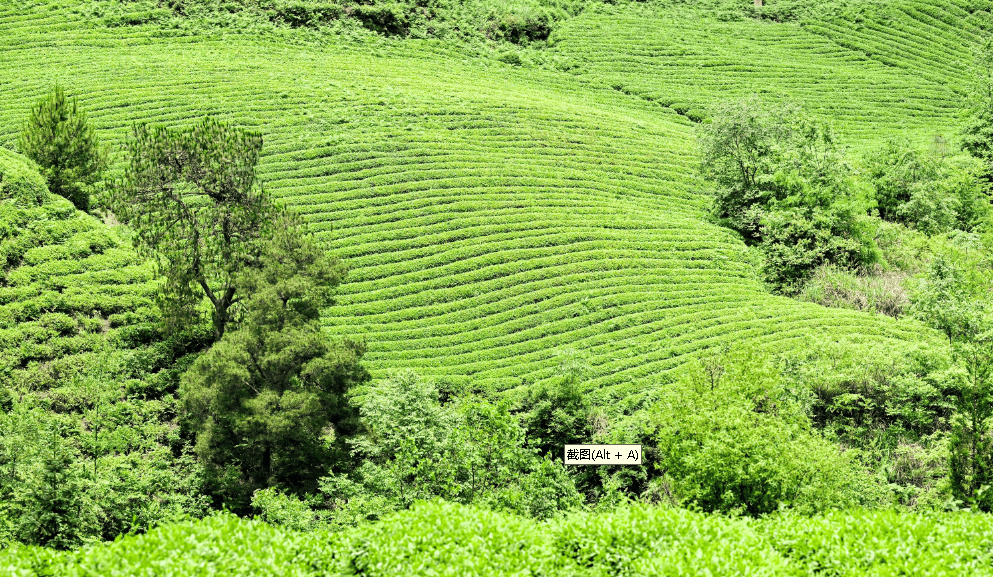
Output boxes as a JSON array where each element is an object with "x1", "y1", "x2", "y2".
[
  {"x1": 1, "y1": 0, "x2": 988, "y2": 572},
  {"x1": 0, "y1": 0, "x2": 952, "y2": 403}
]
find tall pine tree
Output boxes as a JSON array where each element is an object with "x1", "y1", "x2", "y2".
[{"x1": 19, "y1": 85, "x2": 107, "y2": 211}]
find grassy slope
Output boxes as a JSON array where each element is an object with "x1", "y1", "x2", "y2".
[
  {"x1": 0, "y1": 149, "x2": 157, "y2": 380},
  {"x1": 548, "y1": 0, "x2": 979, "y2": 149},
  {"x1": 0, "y1": 0, "x2": 956, "y2": 404}
]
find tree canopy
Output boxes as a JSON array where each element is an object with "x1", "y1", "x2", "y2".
[{"x1": 109, "y1": 117, "x2": 274, "y2": 343}]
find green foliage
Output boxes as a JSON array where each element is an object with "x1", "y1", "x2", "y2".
[
  {"x1": 910, "y1": 253, "x2": 992, "y2": 343},
  {"x1": 551, "y1": 505, "x2": 792, "y2": 577},
  {"x1": 0, "y1": 4, "x2": 940, "y2": 396},
  {"x1": 760, "y1": 202, "x2": 880, "y2": 293},
  {"x1": 12, "y1": 424, "x2": 99, "y2": 550},
  {"x1": 0, "y1": 194, "x2": 158, "y2": 372},
  {"x1": 522, "y1": 375, "x2": 593, "y2": 459},
  {"x1": 17, "y1": 86, "x2": 107, "y2": 212},
  {"x1": 2, "y1": 0, "x2": 987, "y2": 559},
  {"x1": 962, "y1": 35, "x2": 993, "y2": 184},
  {"x1": 340, "y1": 500, "x2": 562, "y2": 575},
  {"x1": 12, "y1": 500, "x2": 993, "y2": 575},
  {"x1": 646, "y1": 347, "x2": 881, "y2": 515},
  {"x1": 865, "y1": 138, "x2": 942, "y2": 222},
  {"x1": 779, "y1": 338, "x2": 955, "y2": 507},
  {"x1": 320, "y1": 371, "x2": 582, "y2": 526},
  {"x1": 759, "y1": 509, "x2": 993, "y2": 575},
  {"x1": 251, "y1": 487, "x2": 322, "y2": 532},
  {"x1": 0, "y1": 148, "x2": 48, "y2": 208},
  {"x1": 0, "y1": 369, "x2": 210, "y2": 548},
  {"x1": 698, "y1": 97, "x2": 879, "y2": 292},
  {"x1": 110, "y1": 116, "x2": 274, "y2": 343},
  {"x1": 180, "y1": 214, "x2": 366, "y2": 511},
  {"x1": 947, "y1": 334, "x2": 993, "y2": 511},
  {"x1": 92, "y1": 0, "x2": 575, "y2": 46},
  {"x1": 267, "y1": 0, "x2": 343, "y2": 28},
  {"x1": 483, "y1": 2, "x2": 553, "y2": 44},
  {"x1": 48, "y1": 512, "x2": 337, "y2": 577},
  {"x1": 864, "y1": 138, "x2": 990, "y2": 235}
]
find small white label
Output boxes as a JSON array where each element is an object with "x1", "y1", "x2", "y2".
[{"x1": 564, "y1": 444, "x2": 642, "y2": 465}]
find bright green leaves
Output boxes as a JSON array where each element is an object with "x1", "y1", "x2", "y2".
[
  {"x1": 947, "y1": 333, "x2": 993, "y2": 512},
  {"x1": 0, "y1": 149, "x2": 48, "y2": 208},
  {"x1": 320, "y1": 371, "x2": 581, "y2": 526},
  {"x1": 645, "y1": 347, "x2": 879, "y2": 516},
  {"x1": 18, "y1": 86, "x2": 107, "y2": 212},
  {"x1": 962, "y1": 35, "x2": 993, "y2": 184},
  {"x1": 864, "y1": 138, "x2": 990, "y2": 235}
]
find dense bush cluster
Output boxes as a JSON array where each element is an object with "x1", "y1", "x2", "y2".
[
  {"x1": 699, "y1": 98, "x2": 991, "y2": 295},
  {"x1": 92, "y1": 0, "x2": 579, "y2": 46}
]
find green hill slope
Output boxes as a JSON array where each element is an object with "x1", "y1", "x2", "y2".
[
  {"x1": 0, "y1": 149, "x2": 157, "y2": 383},
  {"x1": 547, "y1": 0, "x2": 977, "y2": 148},
  {"x1": 0, "y1": 0, "x2": 954, "y2": 402}
]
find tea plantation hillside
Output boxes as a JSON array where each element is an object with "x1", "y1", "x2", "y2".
[
  {"x1": 547, "y1": 0, "x2": 980, "y2": 147},
  {"x1": 0, "y1": 148, "x2": 158, "y2": 383},
  {"x1": 0, "y1": 0, "x2": 950, "y2": 402},
  {"x1": 3, "y1": 0, "x2": 993, "y2": 572}
]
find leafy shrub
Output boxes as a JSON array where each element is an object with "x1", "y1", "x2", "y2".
[
  {"x1": 320, "y1": 371, "x2": 582, "y2": 526},
  {"x1": 760, "y1": 203, "x2": 880, "y2": 293},
  {"x1": 645, "y1": 347, "x2": 881, "y2": 515},
  {"x1": 267, "y1": 0, "x2": 342, "y2": 27},
  {"x1": 37, "y1": 313, "x2": 77, "y2": 337},
  {"x1": 760, "y1": 509, "x2": 993, "y2": 575},
  {"x1": 484, "y1": 4, "x2": 553, "y2": 44},
  {"x1": 251, "y1": 488, "x2": 321, "y2": 532},
  {"x1": 864, "y1": 139, "x2": 988, "y2": 235},
  {"x1": 779, "y1": 338, "x2": 956, "y2": 506},
  {"x1": 698, "y1": 97, "x2": 879, "y2": 291},
  {"x1": 551, "y1": 505, "x2": 792, "y2": 577},
  {"x1": 65, "y1": 513, "x2": 336, "y2": 576},
  {"x1": 340, "y1": 500, "x2": 561, "y2": 575}
]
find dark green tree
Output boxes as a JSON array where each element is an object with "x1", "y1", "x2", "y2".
[
  {"x1": 180, "y1": 214, "x2": 368, "y2": 510},
  {"x1": 18, "y1": 85, "x2": 107, "y2": 211},
  {"x1": 522, "y1": 375, "x2": 593, "y2": 459},
  {"x1": 15, "y1": 425, "x2": 97, "y2": 550},
  {"x1": 320, "y1": 371, "x2": 581, "y2": 525},
  {"x1": 949, "y1": 334, "x2": 993, "y2": 511},
  {"x1": 911, "y1": 256, "x2": 990, "y2": 344},
  {"x1": 698, "y1": 97, "x2": 878, "y2": 292},
  {"x1": 109, "y1": 117, "x2": 273, "y2": 343},
  {"x1": 864, "y1": 138, "x2": 941, "y2": 222}
]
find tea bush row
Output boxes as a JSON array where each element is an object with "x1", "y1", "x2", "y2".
[{"x1": 6, "y1": 502, "x2": 993, "y2": 576}]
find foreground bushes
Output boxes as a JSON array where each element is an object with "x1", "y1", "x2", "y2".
[{"x1": 6, "y1": 502, "x2": 993, "y2": 576}]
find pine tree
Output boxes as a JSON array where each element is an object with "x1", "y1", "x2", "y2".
[{"x1": 18, "y1": 85, "x2": 107, "y2": 211}]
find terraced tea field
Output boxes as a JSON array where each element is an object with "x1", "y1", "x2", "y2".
[
  {"x1": 548, "y1": 0, "x2": 977, "y2": 149},
  {"x1": 0, "y1": 0, "x2": 950, "y2": 401}
]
